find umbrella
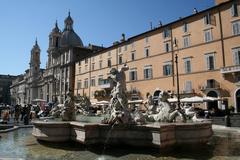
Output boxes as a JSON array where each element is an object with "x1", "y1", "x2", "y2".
[
  {"x1": 203, "y1": 96, "x2": 221, "y2": 102},
  {"x1": 128, "y1": 100, "x2": 144, "y2": 104},
  {"x1": 32, "y1": 99, "x2": 46, "y2": 102},
  {"x1": 180, "y1": 96, "x2": 204, "y2": 103},
  {"x1": 167, "y1": 97, "x2": 178, "y2": 103}
]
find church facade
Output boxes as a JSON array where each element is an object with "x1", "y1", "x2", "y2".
[{"x1": 10, "y1": 12, "x2": 101, "y2": 105}]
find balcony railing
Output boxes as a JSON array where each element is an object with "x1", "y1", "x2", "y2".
[
  {"x1": 199, "y1": 83, "x2": 220, "y2": 91},
  {"x1": 220, "y1": 65, "x2": 240, "y2": 74}
]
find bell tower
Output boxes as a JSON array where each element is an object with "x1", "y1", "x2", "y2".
[
  {"x1": 30, "y1": 39, "x2": 41, "y2": 78},
  {"x1": 47, "y1": 20, "x2": 61, "y2": 61}
]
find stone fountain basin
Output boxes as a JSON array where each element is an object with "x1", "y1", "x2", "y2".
[{"x1": 32, "y1": 121, "x2": 212, "y2": 148}]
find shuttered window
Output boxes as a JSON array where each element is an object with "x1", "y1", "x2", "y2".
[
  {"x1": 205, "y1": 53, "x2": 215, "y2": 70},
  {"x1": 232, "y1": 47, "x2": 240, "y2": 65},
  {"x1": 232, "y1": 21, "x2": 240, "y2": 35},
  {"x1": 129, "y1": 68, "x2": 137, "y2": 81},
  {"x1": 231, "y1": 2, "x2": 239, "y2": 17},
  {"x1": 144, "y1": 65, "x2": 152, "y2": 79}
]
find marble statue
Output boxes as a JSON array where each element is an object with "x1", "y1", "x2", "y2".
[
  {"x1": 103, "y1": 64, "x2": 146, "y2": 125},
  {"x1": 146, "y1": 91, "x2": 186, "y2": 122},
  {"x1": 61, "y1": 90, "x2": 76, "y2": 121},
  {"x1": 76, "y1": 95, "x2": 92, "y2": 115},
  {"x1": 49, "y1": 104, "x2": 62, "y2": 118}
]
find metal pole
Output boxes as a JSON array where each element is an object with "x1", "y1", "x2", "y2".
[{"x1": 175, "y1": 54, "x2": 180, "y2": 110}]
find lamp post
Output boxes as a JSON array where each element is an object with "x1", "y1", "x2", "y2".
[{"x1": 175, "y1": 54, "x2": 180, "y2": 110}]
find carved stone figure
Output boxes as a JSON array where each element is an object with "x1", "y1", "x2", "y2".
[
  {"x1": 146, "y1": 91, "x2": 186, "y2": 122},
  {"x1": 49, "y1": 104, "x2": 62, "y2": 118},
  {"x1": 144, "y1": 93, "x2": 157, "y2": 114},
  {"x1": 61, "y1": 90, "x2": 76, "y2": 121},
  {"x1": 76, "y1": 95, "x2": 92, "y2": 115},
  {"x1": 106, "y1": 65, "x2": 131, "y2": 124}
]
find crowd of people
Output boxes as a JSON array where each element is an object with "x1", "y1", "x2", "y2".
[{"x1": 0, "y1": 104, "x2": 41, "y2": 125}]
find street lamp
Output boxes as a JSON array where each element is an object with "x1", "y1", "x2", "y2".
[{"x1": 175, "y1": 54, "x2": 180, "y2": 110}]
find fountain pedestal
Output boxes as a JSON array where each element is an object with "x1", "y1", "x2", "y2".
[{"x1": 32, "y1": 121, "x2": 212, "y2": 148}]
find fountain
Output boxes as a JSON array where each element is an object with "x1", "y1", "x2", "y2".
[{"x1": 32, "y1": 64, "x2": 213, "y2": 148}]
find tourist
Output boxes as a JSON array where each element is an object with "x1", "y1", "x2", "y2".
[
  {"x1": 2, "y1": 110, "x2": 10, "y2": 124},
  {"x1": 14, "y1": 104, "x2": 21, "y2": 123},
  {"x1": 23, "y1": 104, "x2": 31, "y2": 125}
]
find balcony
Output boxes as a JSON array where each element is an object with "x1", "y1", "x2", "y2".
[
  {"x1": 220, "y1": 65, "x2": 240, "y2": 74},
  {"x1": 199, "y1": 80, "x2": 220, "y2": 91}
]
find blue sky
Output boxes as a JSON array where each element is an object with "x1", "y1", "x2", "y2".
[{"x1": 0, "y1": 0, "x2": 214, "y2": 75}]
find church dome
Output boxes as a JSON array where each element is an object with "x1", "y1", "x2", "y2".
[{"x1": 60, "y1": 12, "x2": 83, "y2": 48}]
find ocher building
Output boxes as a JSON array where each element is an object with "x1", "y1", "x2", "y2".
[{"x1": 75, "y1": 0, "x2": 240, "y2": 112}]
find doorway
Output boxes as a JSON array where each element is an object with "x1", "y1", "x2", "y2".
[
  {"x1": 207, "y1": 90, "x2": 218, "y2": 110},
  {"x1": 235, "y1": 89, "x2": 240, "y2": 112}
]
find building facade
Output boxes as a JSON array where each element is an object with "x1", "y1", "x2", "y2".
[
  {"x1": 0, "y1": 75, "x2": 16, "y2": 105},
  {"x1": 74, "y1": 0, "x2": 240, "y2": 112},
  {"x1": 11, "y1": 12, "x2": 101, "y2": 105}
]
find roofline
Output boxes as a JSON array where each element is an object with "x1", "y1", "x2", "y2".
[{"x1": 79, "y1": 0, "x2": 232, "y2": 59}]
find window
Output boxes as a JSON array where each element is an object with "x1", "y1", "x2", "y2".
[
  {"x1": 66, "y1": 52, "x2": 69, "y2": 62},
  {"x1": 231, "y1": 2, "x2": 239, "y2": 17},
  {"x1": 91, "y1": 77, "x2": 95, "y2": 87},
  {"x1": 62, "y1": 54, "x2": 65, "y2": 65},
  {"x1": 131, "y1": 52, "x2": 135, "y2": 61},
  {"x1": 184, "y1": 81, "x2": 192, "y2": 93},
  {"x1": 78, "y1": 67, "x2": 81, "y2": 74},
  {"x1": 183, "y1": 23, "x2": 189, "y2": 33},
  {"x1": 65, "y1": 68, "x2": 68, "y2": 78},
  {"x1": 204, "y1": 29, "x2": 213, "y2": 42},
  {"x1": 99, "y1": 60, "x2": 102, "y2": 69},
  {"x1": 163, "y1": 62, "x2": 172, "y2": 76},
  {"x1": 145, "y1": 37, "x2": 149, "y2": 44},
  {"x1": 84, "y1": 78, "x2": 88, "y2": 88},
  {"x1": 205, "y1": 53, "x2": 215, "y2": 70},
  {"x1": 232, "y1": 21, "x2": 240, "y2": 35},
  {"x1": 124, "y1": 45, "x2": 127, "y2": 51},
  {"x1": 204, "y1": 13, "x2": 211, "y2": 25},
  {"x1": 144, "y1": 65, "x2": 152, "y2": 79},
  {"x1": 163, "y1": 28, "x2": 171, "y2": 38},
  {"x1": 98, "y1": 75, "x2": 103, "y2": 85},
  {"x1": 144, "y1": 48, "x2": 149, "y2": 57},
  {"x1": 107, "y1": 58, "x2": 111, "y2": 67},
  {"x1": 78, "y1": 61, "x2": 81, "y2": 66},
  {"x1": 164, "y1": 42, "x2": 171, "y2": 52},
  {"x1": 184, "y1": 58, "x2": 191, "y2": 73},
  {"x1": 207, "y1": 79, "x2": 216, "y2": 88},
  {"x1": 77, "y1": 80, "x2": 82, "y2": 89},
  {"x1": 129, "y1": 68, "x2": 137, "y2": 81},
  {"x1": 119, "y1": 47, "x2": 122, "y2": 53},
  {"x1": 85, "y1": 65, "x2": 88, "y2": 72},
  {"x1": 108, "y1": 51, "x2": 111, "y2": 57},
  {"x1": 232, "y1": 47, "x2": 240, "y2": 65},
  {"x1": 183, "y1": 36, "x2": 190, "y2": 48},
  {"x1": 119, "y1": 55, "x2": 123, "y2": 64},
  {"x1": 91, "y1": 57, "x2": 95, "y2": 62},
  {"x1": 85, "y1": 58, "x2": 88, "y2": 64},
  {"x1": 91, "y1": 63, "x2": 95, "y2": 70},
  {"x1": 131, "y1": 42, "x2": 135, "y2": 49}
]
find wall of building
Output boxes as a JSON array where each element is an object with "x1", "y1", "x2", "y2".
[{"x1": 74, "y1": 0, "x2": 240, "y2": 111}]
